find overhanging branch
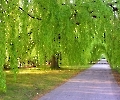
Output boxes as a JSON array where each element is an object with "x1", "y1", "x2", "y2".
[{"x1": 19, "y1": 7, "x2": 42, "y2": 20}]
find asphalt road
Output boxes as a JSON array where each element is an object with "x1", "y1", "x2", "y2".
[{"x1": 38, "y1": 59, "x2": 120, "y2": 100}]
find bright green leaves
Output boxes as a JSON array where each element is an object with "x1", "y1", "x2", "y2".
[
  {"x1": 0, "y1": 37, "x2": 6, "y2": 92},
  {"x1": 0, "y1": 20, "x2": 6, "y2": 92},
  {"x1": 0, "y1": 0, "x2": 7, "y2": 92},
  {"x1": 105, "y1": 25, "x2": 120, "y2": 70},
  {"x1": 1, "y1": 0, "x2": 120, "y2": 92}
]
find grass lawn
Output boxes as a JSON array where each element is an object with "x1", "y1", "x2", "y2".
[{"x1": 0, "y1": 65, "x2": 90, "y2": 100}]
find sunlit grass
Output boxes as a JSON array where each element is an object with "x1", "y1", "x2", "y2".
[{"x1": 0, "y1": 65, "x2": 90, "y2": 100}]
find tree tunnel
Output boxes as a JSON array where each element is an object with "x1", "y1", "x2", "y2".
[{"x1": 0, "y1": 0, "x2": 120, "y2": 91}]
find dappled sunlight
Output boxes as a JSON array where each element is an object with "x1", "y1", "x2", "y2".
[
  {"x1": 20, "y1": 84, "x2": 33, "y2": 88},
  {"x1": 63, "y1": 90, "x2": 120, "y2": 95},
  {"x1": 5, "y1": 69, "x2": 61, "y2": 74},
  {"x1": 5, "y1": 65, "x2": 88, "y2": 75},
  {"x1": 2, "y1": 67, "x2": 85, "y2": 100},
  {"x1": 18, "y1": 70, "x2": 50, "y2": 74},
  {"x1": 5, "y1": 70, "x2": 50, "y2": 74},
  {"x1": 69, "y1": 79, "x2": 117, "y2": 84}
]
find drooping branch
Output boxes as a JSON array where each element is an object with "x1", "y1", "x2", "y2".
[
  {"x1": 107, "y1": 3, "x2": 119, "y2": 12},
  {"x1": 19, "y1": 7, "x2": 42, "y2": 20}
]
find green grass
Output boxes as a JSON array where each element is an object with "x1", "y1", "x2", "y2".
[{"x1": 0, "y1": 65, "x2": 90, "y2": 100}]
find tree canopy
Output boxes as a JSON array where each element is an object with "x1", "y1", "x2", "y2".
[{"x1": 0, "y1": 0, "x2": 120, "y2": 91}]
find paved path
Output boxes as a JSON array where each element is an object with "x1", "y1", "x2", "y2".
[{"x1": 38, "y1": 59, "x2": 120, "y2": 100}]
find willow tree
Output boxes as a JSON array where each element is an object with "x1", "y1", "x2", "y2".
[
  {"x1": 0, "y1": 1, "x2": 6, "y2": 92},
  {"x1": 103, "y1": 0, "x2": 120, "y2": 70},
  {"x1": 84, "y1": 0, "x2": 114, "y2": 62},
  {"x1": 0, "y1": 0, "x2": 120, "y2": 92}
]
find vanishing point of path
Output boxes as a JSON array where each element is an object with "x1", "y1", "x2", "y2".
[{"x1": 38, "y1": 59, "x2": 120, "y2": 100}]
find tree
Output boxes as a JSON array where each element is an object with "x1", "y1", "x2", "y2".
[{"x1": 0, "y1": 0, "x2": 120, "y2": 92}]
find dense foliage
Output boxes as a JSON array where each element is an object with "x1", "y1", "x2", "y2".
[{"x1": 0, "y1": 0, "x2": 120, "y2": 91}]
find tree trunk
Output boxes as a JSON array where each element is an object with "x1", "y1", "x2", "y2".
[{"x1": 50, "y1": 55, "x2": 60, "y2": 69}]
